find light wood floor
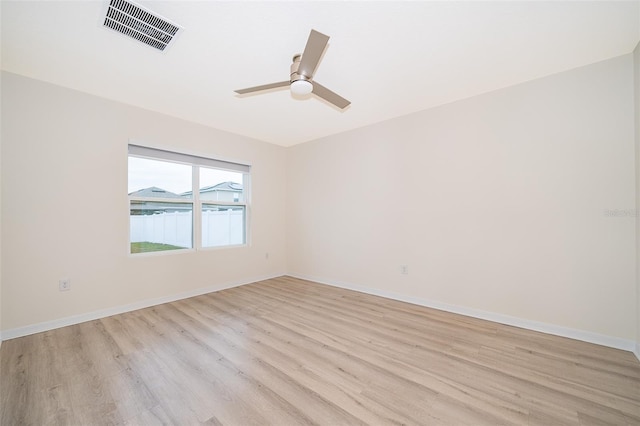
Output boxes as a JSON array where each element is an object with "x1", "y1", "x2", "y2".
[{"x1": 1, "y1": 276, "x2": 639, "y2": 425}]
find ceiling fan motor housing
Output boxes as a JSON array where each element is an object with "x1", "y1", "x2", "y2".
[
  {"x1": 290, "y1": 54, "x2": 310, "y2": 83},
  {"x1": 289, "y1": 54, "x2": 313, "y2": 95}
]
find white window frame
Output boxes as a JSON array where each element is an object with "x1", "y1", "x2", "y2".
[{"x1": 128, "y1": 144, "x2": 251, "y2": 255}]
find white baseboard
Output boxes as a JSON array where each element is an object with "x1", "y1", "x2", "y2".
[
  {"x1": 1, "y1": 273, "x2": 285, "y2": 341},
  {"x1": 288, "y1": 273, "x2": 637, "y2": 354}
]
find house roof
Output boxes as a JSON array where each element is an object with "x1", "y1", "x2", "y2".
[
  {"x1": 201, "y1": 182, "x2": 243, "y2": 193},
  {"x1": 2, "y1": 2, "x2": 638, "y2": 146},
  {"x1": 128, "y1": 187, "x2": 184, "y2": 199},
  {"x1": 181, "y1": 182, "x2": 243, "y2": 197}
]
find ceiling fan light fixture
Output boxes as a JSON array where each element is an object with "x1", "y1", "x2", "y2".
[{"x1": 291, "y1": 79, "x2": 313, "y2": 96}]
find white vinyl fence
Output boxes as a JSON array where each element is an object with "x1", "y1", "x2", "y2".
[{"x1": 130, "y1": 210, "x2": 244, "y2": 248}]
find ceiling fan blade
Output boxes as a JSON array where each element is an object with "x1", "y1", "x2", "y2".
[
  {"x1": 235, "y1": 81, "x2": 289, "y2": 95},
  {"x1": 298, "y1": 30, "x2": 329, "y2": 78},
  {"x1": 312, "y1": 82, "x2": 350, "y2": 109}
]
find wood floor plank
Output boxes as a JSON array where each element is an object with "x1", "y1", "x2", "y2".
[
  {"x1": 183, "y1": 294, "x2": 423, "y2": 425},
  {"x1": 231, "y1": 284, "x2": 531, "y2": 424},
  {"x1": 1, "y1": 276, "x2": 639, "y2": 425}
]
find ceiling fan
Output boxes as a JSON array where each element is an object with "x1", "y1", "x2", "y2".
[{"x1": 235, "y1": 29, "x2": 350, "y2": 110}]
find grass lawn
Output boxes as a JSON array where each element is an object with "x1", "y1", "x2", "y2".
[{"x1": 130, "y1": 242, "x2": 187, "y2": 253}]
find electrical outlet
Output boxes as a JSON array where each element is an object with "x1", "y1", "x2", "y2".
[
  {"x1": 400, "y1": 265, "x2": 409, "y2": 275},
  {"x1": 265, "y1": 252, "x2": 270, "y2": 260},
  {"x1": 59, "y1": 278, "x2": 71, "y2": 291}
]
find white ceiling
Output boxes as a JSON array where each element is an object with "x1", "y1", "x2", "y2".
[{"x1": 2, "y1": 1, "x2": 639, "y2": 147}]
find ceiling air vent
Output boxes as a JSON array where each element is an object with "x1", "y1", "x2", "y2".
[{"x1": 103, "y1": 0, "x2": 180, "y2": 51}]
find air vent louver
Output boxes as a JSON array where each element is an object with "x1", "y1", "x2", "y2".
[{"x1": 103, "y1": 0, "x2": 180, "y2": 51}]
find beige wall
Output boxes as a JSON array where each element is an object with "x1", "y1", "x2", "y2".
[
  {"x1": 635, "y1": 42, "x2": 640, "y2": 356},
  {"x1": 0, "y1": 47, "x2": 3, "y2": 343},
  {"x1": 0, "y1": 71, "x2": 287, "y2": 331},
  {"x1": 0, "y1": 4, "x2": 3, "y2": 344},
  {"x1": 287, "y1": 54, "x2": 636, "y2": 341}
]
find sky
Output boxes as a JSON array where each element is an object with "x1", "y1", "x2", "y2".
[{"x1": 128, "y1": 157, "x2": 243, "y2": 195}]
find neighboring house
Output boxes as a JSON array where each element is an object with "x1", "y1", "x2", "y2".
[
  {"x1": 129, "y1": 182, "x2": 244, "y2": 215},
  {"x1": 128, "y1": 186, "x2": 184, "y2": 199},
  {"x1": 129, "y1": 186, "x2": 189, "y2": 215},
  {"x1": 181, "y1": 181, "x2": 243, "y2": 202}
]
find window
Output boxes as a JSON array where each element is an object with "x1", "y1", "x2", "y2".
[{"x1": 128, "y1": 144, "x2": 250, "y2": 254}]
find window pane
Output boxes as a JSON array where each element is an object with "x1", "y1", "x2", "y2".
[
  {"x1": 128, "y1": 157, "x2": 193, "y2": 198},
  {"x1": 202, "y1": 204, "x2": 245, "y2": 247},
  {"x1": 199, "y1": 168, "x2": 244, "y2": 202},
  {"x1": 130, "y1": 201, "x2": 193, "y2": 253}
]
